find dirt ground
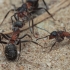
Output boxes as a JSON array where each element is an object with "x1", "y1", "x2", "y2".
[{"x1": 0, "y1": 0, "x2": 70, "y2": 70}]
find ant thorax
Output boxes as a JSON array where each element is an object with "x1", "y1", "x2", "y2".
[
  {"x1": 55, "y1": 36, "x2": 64, "y2": 42},
  {"x1": 55, "y1": 31, "x2": 64, "y2": 42}
]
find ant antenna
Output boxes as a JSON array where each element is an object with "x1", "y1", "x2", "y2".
[
  {"x1": 10, "y1": 0, "x2": 16, "y2": 11},
  {"x1": 36, "y1": 35, "x2": 49, "y2": 41},
  {"x1": 35, "y1": 26, "x2": 50, "y2": 34}
]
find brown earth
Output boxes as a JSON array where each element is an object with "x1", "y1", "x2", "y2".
[{"x1": 0, "y1": 0, "x2": 70, "y2": 70}]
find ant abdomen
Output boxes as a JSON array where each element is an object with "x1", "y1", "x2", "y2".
[{"x1": 5, "y1": 44, "x2": 17, "y2": 60}]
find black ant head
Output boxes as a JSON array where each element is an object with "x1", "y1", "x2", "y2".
[
  {"x1": 51, "y1": 31, "x2": 58, "y2": 37},
  {"x1": 16, "y1": 4, "x2": 27, "y2": 12},
  {"x1": 5, "y1": 44, "x2": 17, "y2": 60},
  {"x1": 13, "y1": 21, "x2": 23, "y2": 28}
]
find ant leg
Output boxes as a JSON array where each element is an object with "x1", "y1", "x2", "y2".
[
  {"x1": 28, "y1": 14, "x2": 35, "y2": 37},
  {"x1": 11, "y1": 13, "x2": 19, "y2": 24},
  {"x1": 22, "y1": 14, "x2": 34, "y2": 35},
  {"x1": 11, "y1": 14, "x2": 17, "y2": 24},
  {"x1": 23, "y1": 13, "x2": 35, "y2": 34},
  {"x1": 21, "y1": 40, "x2": 43, "y2": 48},
  {"x1": 19, "y1": 40, "x2": 21, "y2": 53},
  {"x1": 37, "y1": 7, "x2": 55, "y2": 21},
  {"x1": 35, "y1": 26, "x2": 50, "y2": 34},
  {"x1": 19, "y1": 34, "x2": 32, "y2": 40},
  {"x1": 45, "y1": 9, "x2": 55, "y2": 20},
  {"x1": 13, "y1": 13, "x2": 19, "y2": 21},
  {"x1": 0, "y1": 9, "x2": 14, "y2": 25},
  {"x1": 0, "y1": 41, "x2": 7, "y2": 44},
  {"x1": 32, "y1": 19, "x2": 35, "y2": 35},
  {"x1": 31, "y1": 19, "x2": 40, "y2": 38},
  {"x1": 28, "y1": 16, "x2": 32, "y2": 33},
  {"x1": 0, "y1": 36, "x2": 7, "y2": 54},
  {"x1": 21, "y1": 14, "x2": 32, "y2": 33},
  {"x1": 11, "y1": 15, "x2": 14, "y2": 24},
  {"x1": 28, "y1": 13, "x2": 50, "y2": 34},
  {"x1": 42, "y1": 0, "x2": 55, "y2": 20},
  {"x1": 26, "y1": 14, "x2": 33, "y2": 34},
  {"x1": 0, "y1": 33, "x2": 9, "y2": 40},
  {"x1": 42, "y1": 0, "x2": 49, "y2": 10},
  {"x1": 50, "y1": 42, "x2": 56, "y2": 51},
  {"x1": 0, "y1": 36, "x2": 7, "y2": 44},
  {"x1": 5, "y1": 34, "x2": 11, "y2": 38},
  {"x1": 17, "y1": 39, "x2": 21, "y2": 60},
  {"x1": 31, "y1": 41, "x2": 43, "y2": 47},
  {"x1": 13, "y1": 13, "x2": 18, "y2": 20},
  {"x1": 36, "y1": 35, "x2": 49, "y2": 41},
  {"x1": 2, "y1": 43, "x2": 4, "y2": 51}
]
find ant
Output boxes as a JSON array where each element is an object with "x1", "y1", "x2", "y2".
[
  {"x1": 1, "y1": 0, "x2": 55, "y2": 35},
  {"x1": 0, "y1": 21, "x2": 43, "y2": 60},
  {"x1": 36, "y1": 28, "x2": 70, "y2": 51}
]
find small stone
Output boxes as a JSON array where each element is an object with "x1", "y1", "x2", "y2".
[{"x1": 46, "y1": 62, "x2": 51, "y2": 67}]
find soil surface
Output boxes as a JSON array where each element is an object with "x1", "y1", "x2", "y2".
[{"x1": 0, "y1": 0, "x2": 70, "y2": 70}]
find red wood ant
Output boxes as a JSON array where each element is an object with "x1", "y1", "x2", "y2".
[
  {"x1": 36, "y1": 29, "x2": 70, "y2": 51},
  {"x1": 1, "y1": 0, "x2": 55, "y2": 35},
  {"x1": 0, "y1": 21, "x2": 43, "y2": 60}
]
